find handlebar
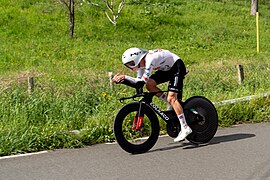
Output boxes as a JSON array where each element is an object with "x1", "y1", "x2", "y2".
[
  {"x1": 117, "y1": 79, "x2": 145, "y2": 94},
  {"x1": 116, "y1": 79, "x2": 168, "y2": 103}
]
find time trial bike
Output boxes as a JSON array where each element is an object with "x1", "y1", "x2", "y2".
[{"x1": 113, "y1": 79, "x2": 218, "y2": 154}]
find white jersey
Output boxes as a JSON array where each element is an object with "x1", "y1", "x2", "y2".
[{"x1": 137, "y1": 49, "x2": 180, "y2": 82}]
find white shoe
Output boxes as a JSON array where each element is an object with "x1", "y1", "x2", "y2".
[{"x1": 174, "y1": 126, "x2": 192, "y2": 142}]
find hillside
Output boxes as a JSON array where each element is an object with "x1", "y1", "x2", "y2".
[{"x1": 1, "y1": 0, "x2": 270, "y2": 75}]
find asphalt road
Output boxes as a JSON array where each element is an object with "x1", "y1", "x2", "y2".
[{"x1": 0, "y1": 122, "x2": 270, "y2": 180}]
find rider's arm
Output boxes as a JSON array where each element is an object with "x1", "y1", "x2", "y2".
[
  {"x1": 113, "y1": 71, "x2": 145, "y2": 84},
  {"x1": 140, "y1": 56, "x2": 154, "y2": 82},
  {"x1": 137, "y1": 68, "x2": 144, "y2": 79},
  {"x1": 124, "y1": 67, "x2": 145, "y2": 83},
  {"x1": 122, "y1": 56, "x2": 155, "y2": 84},
  {"x1": 124, "y1": 75, "x2": 144, "y2": 84}
]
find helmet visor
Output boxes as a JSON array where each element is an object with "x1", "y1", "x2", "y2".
[{"x1": 124, "y1": 61, "x2": 136, "y2": 68}]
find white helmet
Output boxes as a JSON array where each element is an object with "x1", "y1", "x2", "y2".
[{"x1": 122, "y1": 48, "x2": 148, "y2": 68}]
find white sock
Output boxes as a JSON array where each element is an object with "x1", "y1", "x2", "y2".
[
  {"x1": 159, "y1": 94, "x2": 171, "y2": 107},
  {"x1": 178, "y1": 113, "x2": 188, "y2": 128}
]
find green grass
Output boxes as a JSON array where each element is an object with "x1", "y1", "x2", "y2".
[{"x1": 0, "y1": 0, "x2": 270, "y2": 156}]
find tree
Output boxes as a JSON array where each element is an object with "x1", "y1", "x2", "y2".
[
  {"x1": 87, "y1": 0, "x2": 125, "y2": 26},
  {"x1": 251, "y1": 0, "x2": 258, "y2": 15},
  {"x1": 59, "y1": 0, "x2": 75, "y2": 37}
]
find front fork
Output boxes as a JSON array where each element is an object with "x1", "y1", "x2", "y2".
[{"x1": 132, "y1": 102, "x2": 145, "y2": 131}]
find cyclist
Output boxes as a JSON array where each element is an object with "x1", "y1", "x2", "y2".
[{"x1": 113, "y1": 47, "x2": 192, "y2": 142}]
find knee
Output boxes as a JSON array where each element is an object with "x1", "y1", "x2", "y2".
[{"x1": 146, "y1": 79, "x2": 156, "y2": 91}]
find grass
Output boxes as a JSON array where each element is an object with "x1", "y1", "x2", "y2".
[{"x1": 0, "y1": 0, "x2": 270, "y2": 156}]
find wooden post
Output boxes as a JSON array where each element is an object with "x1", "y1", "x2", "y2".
[
  {"x1": 237, "y1": 64, "x2": 244, "y2": 84},
  {"x1": 108, "y1": 72, "x2": 113, "y2": 88},
  {"x1": 28, "y1": 77, "x2": 34, "y2": 94}
]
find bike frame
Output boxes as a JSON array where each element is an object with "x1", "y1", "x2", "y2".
[
  {"x1": 118, "y1": 79, "x2": 201, "y2": 127},
  {"x1": 120, "y1": 90, "x2": 204, "y2": 128},
  {"x1": 120, "y1": 91, "x2": 174, "y2": 123}
]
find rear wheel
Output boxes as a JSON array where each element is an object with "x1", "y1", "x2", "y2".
[
  {"x1": 184, "y1": 96, "x2": 218, "y2": 144},
  {"x1": 114, "y1": 102, "x2": 160, "y2": 154}
]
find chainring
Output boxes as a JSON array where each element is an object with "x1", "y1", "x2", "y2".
[{"x1": 166, "y1": 118, "x2": 180, "y2": 138}]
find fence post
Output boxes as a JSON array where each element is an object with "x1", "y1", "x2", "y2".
[
  {"x1": 237, "y1": 64, "x2": 244, "y2": 84},
  {"x1": 28, "y1": 77, "x2": 34, "y2": 94},
  {"x1": 108, "y1": 72, "x2": 113, "y2": 89}
]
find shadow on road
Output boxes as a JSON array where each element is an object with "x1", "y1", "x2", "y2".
[
  {"x1": 210, "y1": 133, "x2": 256, "y2": 144},
  {"x1": 148, "y1": 133, "x2": 256, "y2": 153}
]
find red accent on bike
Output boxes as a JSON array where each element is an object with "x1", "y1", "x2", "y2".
[
  {"x1": 132, "y1": 117, "x2": 138, "y2": 130},
  {"x1": 136, "y1": 116, "x2": 144, "y2": 131}
]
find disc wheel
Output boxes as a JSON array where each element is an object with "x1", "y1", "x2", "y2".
[{"x1": 184, "y1": 96, "x2": 218, "y2": 144}]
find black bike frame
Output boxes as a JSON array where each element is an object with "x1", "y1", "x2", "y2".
[
  {"x1": 146, "y1": 101, "x2": 170, "y2": 121},
  {"x1": 120, "y1": 90, "x2": 203, "y2": 126},
  {"x1": 136, "y1": 92, "x2": 172, "y2": 122}
]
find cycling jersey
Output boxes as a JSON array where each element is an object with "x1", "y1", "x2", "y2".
[{"x1": 136, "y1": 49, "x2": 180, "y2": 82}]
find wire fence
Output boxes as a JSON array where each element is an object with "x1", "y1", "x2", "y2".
[
  {"x1": 184, "y1": 62, "x2": 270, "y2": 102},
  {"x1": 0, "y1": 62, "x2": 269, "y2": 106}
]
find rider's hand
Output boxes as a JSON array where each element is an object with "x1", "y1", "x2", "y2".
[{"x1": 112, "y1": 74, "x2": 125, "y2": 83}]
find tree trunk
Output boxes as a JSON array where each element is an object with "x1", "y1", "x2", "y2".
[
  {"x1": 69, "y1": 0, "x2": 75, "y2": 38},
  {"x1": 59, "y1": 0, "x2": 75, "y2": 38}
]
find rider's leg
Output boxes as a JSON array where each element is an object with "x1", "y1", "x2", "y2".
[
  {"x1": 167, "y1": 92, "x2": 192, "y2": 142},
  {"x1": 167, "y1": 92, "x2": 183, "y2": 115},
  {"x1": 145, "y1": 78, "x2": 161, "y2": 94},
  {"x1": 146, "y1": 78, "x2": 171, "y2": 108},
  {"x1": 145, "y1": 78, "x2": 162, "y2": 96},
  {"x1": 165, "y1": 59, "x2": 192, "y2": 142}
]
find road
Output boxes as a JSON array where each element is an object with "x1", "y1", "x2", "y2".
[{"x1": 0, "y1": 122, "x2": 269, "y2": 180}]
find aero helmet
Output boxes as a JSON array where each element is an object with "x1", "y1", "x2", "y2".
[{"x1": 122, "y1": 48, "x2": 148, "y2": 68}]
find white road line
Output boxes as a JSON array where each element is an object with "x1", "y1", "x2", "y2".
[{"x1": 0, "y1": 151, "x2": 48, "y2": 160}]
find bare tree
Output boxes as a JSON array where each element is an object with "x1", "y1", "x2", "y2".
[
  {"x1": 251, "y1": 0, "x2": 258, "y2": 15},
  {"x1": 59, "y1": 0, "x2": 75, "y2": 37},
  {"x1": 87, "y1": 0, "x2": 125, "y2": 26}
]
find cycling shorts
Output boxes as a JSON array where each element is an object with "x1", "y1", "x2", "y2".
[{"x1": 149, "y1": 59, "x2": 186, "y2": 99}]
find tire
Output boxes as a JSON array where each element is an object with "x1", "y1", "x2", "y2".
[
  {"x1": 184, "y1": 96, "x2": 218, "y2": 144},
  {"x1": 113, "y1": 102, "x2": 160, "y2": 154}
]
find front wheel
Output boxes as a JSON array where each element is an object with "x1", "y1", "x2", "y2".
[
  {"x1": 184, "y1": 96, "x2": 218, "y2": 144},
  {"x1": 113, "y1": 102, "x2": 160, "y2": 154}
]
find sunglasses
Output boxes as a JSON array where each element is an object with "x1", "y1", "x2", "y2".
[{"x1": 124, "y1": 61, "x2": 135, "y2": 67}]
